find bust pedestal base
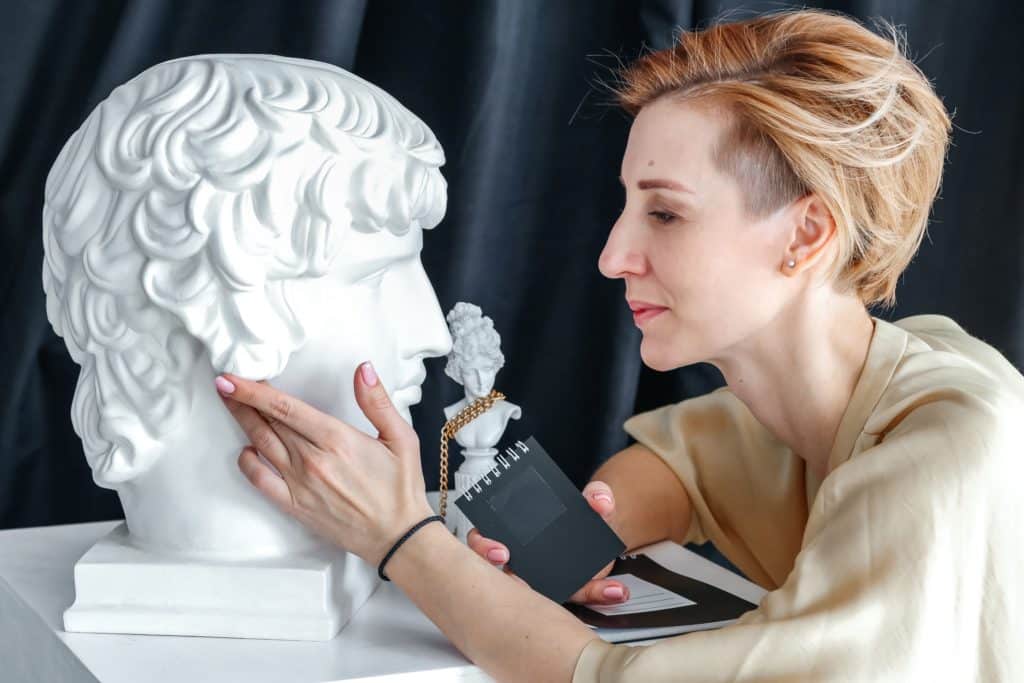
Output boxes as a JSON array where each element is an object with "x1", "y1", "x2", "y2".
[{"x1": 62, "y1": 522, "x2": 379, "y2": 641}]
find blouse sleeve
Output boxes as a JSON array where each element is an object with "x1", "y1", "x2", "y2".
[
  {"x1": 621, "y1": 387, "x2": 810, "y2": 589},
  {"x1": 573, "y1": 392, "x2": 1016, "y2": 682}
]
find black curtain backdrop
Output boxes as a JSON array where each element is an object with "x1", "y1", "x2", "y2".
[{"x1": 2, "y1": 1, "x2": 1022, "y2": 535}]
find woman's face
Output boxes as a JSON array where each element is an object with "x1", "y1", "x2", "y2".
[
  {"x1": 598, "y1": 97, "x2": 803, "y2": 372},
  {"x1": 460, "y1": 364, "x2": 497, "y2": 400}
]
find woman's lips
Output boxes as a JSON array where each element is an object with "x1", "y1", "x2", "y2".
[
  {"x1": 626, "y1": 309, "x2": 667, "y2": 327},
  {"x1": 626, "y1": 301, "x2": 667, "y2": 327}
]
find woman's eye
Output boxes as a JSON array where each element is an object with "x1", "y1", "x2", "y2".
[{"x1": 648, "y1": 211, "x2": 676, "y2": 224}]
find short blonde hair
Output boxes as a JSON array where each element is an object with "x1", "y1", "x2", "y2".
[{"x1": 613, "y1": 10, "x2": 951, "y2": 308}]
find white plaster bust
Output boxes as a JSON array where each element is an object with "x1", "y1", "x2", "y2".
[
  {"x1": 442, "y1": 303, "x2": 521, "y2": 457},
  {"x1": 42, "y1": 54, "x2": 453, "y2": 638},
  {"x1": 442, "y1": 303, "x2": 521, "y2": 543}
]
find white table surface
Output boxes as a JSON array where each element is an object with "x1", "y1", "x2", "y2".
[
  {"x1": 0, "y1": 507, "x2": 764, "y2": 682},
  {"x1": 0, "y1": 519, "x2": 492, "y2": 683}
]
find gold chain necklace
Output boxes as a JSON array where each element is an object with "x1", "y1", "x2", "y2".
[{"x1": 438, "y1": 389, "x2": 506, "y2": 521}]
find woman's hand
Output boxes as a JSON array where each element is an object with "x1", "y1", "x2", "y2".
[
  {"x1": 467, "y1": 481, "x2": 631, "y2": 604},
  {"x1": 214, "y1": 361, "x2": 436, "y2": 568}
]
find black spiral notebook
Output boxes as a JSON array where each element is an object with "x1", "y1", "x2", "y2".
[{"x1": 452, "y1": 434, "x2": 626, "y2": 605}]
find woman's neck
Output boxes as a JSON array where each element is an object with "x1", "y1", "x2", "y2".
[{"x1": 709, "y1": 288, "x2": 875, "y2": 481}]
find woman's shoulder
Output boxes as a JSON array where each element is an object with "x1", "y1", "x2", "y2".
[
  {"x1": 854, "y1": 315, "x2": 1023, "y2": 489},
  {"x1": 623, "y1": 385, "x2": 784, "y2": 456},
  {"x1": 879, "y1": 314, "x2": 1024, "y2": 416}
]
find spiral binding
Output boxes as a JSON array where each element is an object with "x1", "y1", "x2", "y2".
[{"x1": 462, "y1": 440, "x2": 531, "y2": 502}]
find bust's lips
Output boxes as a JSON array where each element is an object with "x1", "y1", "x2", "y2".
[
  {"x1": 392, "y1": 385, "x2": 422, "y2": 406},
  {"x1": 391, "y1": 364, "x2": 427, "y2": 405}
]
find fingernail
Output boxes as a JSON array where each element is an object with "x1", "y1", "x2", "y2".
[
  {"x1": 360, "y1": 361, "x2": 378, "y2": 386},
  {"x1": 593, "y1": 493, "x2": 613, "y2": 505},
  {"x1": 214, "y1": 376, "x2": 236, "y2": 394},
  {"x1": 487, "y1": 548, "x2": 509, "y2": 563},
  {"x1": 603, "y1": 586, "x2": 624, "y2": 600}
]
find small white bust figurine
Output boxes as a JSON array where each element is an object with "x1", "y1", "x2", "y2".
[
  {"x1": 42, "y1": 54, "x2": 453, "y2": 640},
  {"x1": 442, "y1": 303, "x2": 521, "y2": 541}
]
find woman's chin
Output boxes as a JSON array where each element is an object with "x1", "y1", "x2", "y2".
[{"x1": 639, "y1": 340, "x2": 686, "y2": 372}]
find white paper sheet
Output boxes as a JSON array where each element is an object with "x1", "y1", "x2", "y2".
[{"x1": 584, "y1": 573, "x2": 696, "y2": 616}]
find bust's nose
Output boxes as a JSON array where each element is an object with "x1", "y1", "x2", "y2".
[{"x1": 398, "y1": 261, "x2": 452, "y2": 360}]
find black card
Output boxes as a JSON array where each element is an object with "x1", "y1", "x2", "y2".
[{"x1": 453, "y1": 435, "x2": 626, "y2": 604}]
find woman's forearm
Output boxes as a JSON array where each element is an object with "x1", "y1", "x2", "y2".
[
  {"x1": 386, "y1": 521, "x2": 597, "y2": 683},
  {"x1": 384, "y1": 443, "x2": 690, "y2": 680},
  {"x1": 591, "y1": 443, "x2": 692, "y2": 551}
]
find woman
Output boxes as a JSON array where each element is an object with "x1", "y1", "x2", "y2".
[{"x1": 214, "y1": 9, "x2": 1022, "y2": 682}]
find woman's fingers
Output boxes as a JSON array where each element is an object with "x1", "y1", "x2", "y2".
[
  {"x1": 582, "y1": 480, "x2": 616, "y2": 519},
  {"x1": 467, "y1": 528, "x2": 510, "y2": 564},
  {"x1": 215, "y1": 373, "x2": 344, "y2": 448},
  {"x1": 220, "y1": 395, "x2": 293, "y2": 474},
  {"x1": 568, "y1": 578, "x2": 631, "y2": 605},
  {"x1": 352, "y1": 362, "x2": 418, "y2": 457},
  {"x1": 485, "y1": 546, "x2": 510, "y2": 563},
  {"x1": 238, "y1": 446, "x2": 294, "y2": 511}
]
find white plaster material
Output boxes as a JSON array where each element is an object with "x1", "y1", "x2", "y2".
[
  {"x1": 441, "y1": 303, "x2": 521, "y2": 542},
  {"x1": 42, "y1": 54, "x2": 453, "y2": 639},
  {"x1": 62, "y1": 522, "x2": 379, "y2": 641}
]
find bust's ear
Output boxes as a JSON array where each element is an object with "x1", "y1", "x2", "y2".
[
  {"x1": 73, "y1": 359, "x2": 171, "y2": 487},
  {"x1": 70, "y1": 330, "x2": 202, "y2": 489},
  {"x1": 784, "y1": 193, "x2": 837, "y2": 271}
]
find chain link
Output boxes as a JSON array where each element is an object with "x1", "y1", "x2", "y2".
[{"x1": 438, "y1": 389, "x2": 506, "y2": 521}]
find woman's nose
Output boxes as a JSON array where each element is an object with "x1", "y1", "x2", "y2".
[{"x1": 598, "y1": 218, "x2": 646, "y2": 280}]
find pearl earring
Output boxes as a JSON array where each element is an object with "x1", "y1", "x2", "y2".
[{"x1": 786, "y1": 259, "x2": 796, "y2": 268}]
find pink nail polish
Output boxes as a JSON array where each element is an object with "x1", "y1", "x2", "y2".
[
  {"x1": 214, "y1": 376, "x2": 236, "y2": 394},
  {"x1": 603, "y1": 586, "x2": 624, "y2": 600},
  {"x1": 360, "y1": 362, "x2": 378, "y2": 386},
  {"x1": 487, "y1": 548, "x2": 509, "y2": 563}
]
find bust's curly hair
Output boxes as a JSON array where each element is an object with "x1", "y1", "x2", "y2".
[
  {"x1": 43, "y1": 55, "x2": 446, "y2": 486},
  {"x1": 444, "y1": 302, "x2": 504, "y2": 385}
]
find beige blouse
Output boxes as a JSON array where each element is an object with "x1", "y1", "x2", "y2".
[{"x1": 573, "y1": 315, "x2": 1023, "y2": 682}]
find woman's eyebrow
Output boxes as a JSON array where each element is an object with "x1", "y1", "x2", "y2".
[{"x1": 618, "y1": 175, "x2": 695, "y2": 194}]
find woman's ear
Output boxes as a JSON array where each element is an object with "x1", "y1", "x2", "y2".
[{"x1": 783, "y1": 193, "x2": 836, "y2": 273}]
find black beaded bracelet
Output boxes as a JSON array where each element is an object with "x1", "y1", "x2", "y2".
[{"x1": 378, "y1": 514, "x2": 445, "y2": 581}]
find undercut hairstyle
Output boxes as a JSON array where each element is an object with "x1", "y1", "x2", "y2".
[{"x1": 612, "y1": 9, "x2": 952, "y2": 308}]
